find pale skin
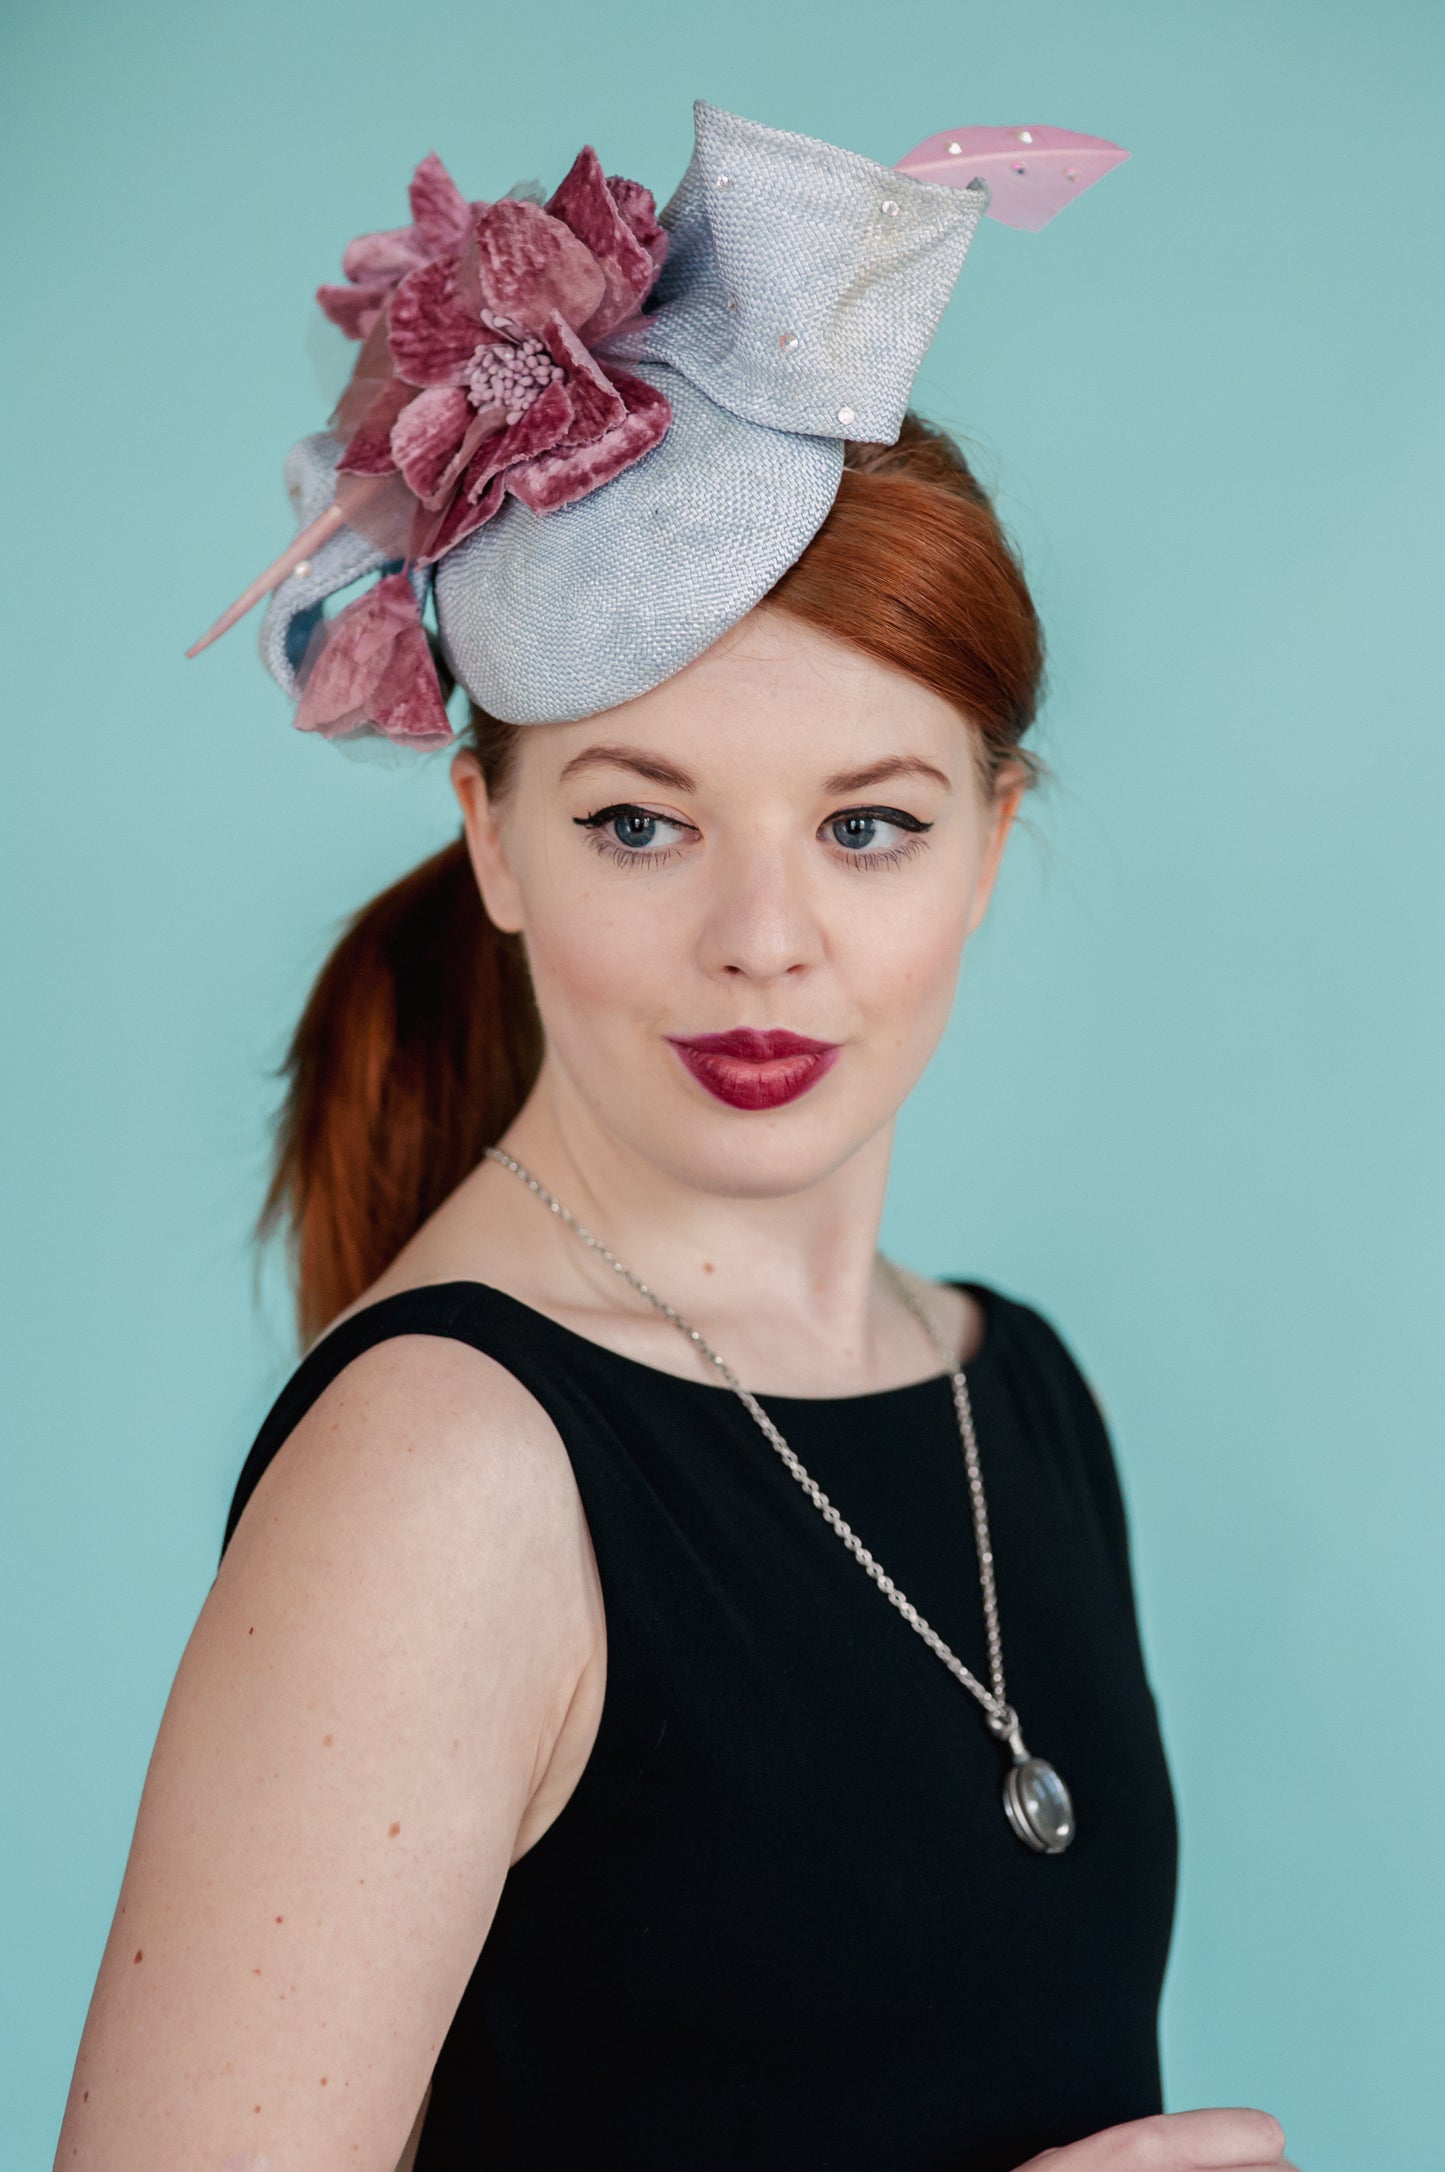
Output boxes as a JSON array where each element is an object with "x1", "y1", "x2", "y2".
[{"x1": 55, "y1": 606, "x2": 1296, "y2": 2169}]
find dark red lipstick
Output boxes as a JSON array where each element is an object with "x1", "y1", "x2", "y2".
[{"x1": 666, "y1": 1027, "x2": 841, "y2": 1111}]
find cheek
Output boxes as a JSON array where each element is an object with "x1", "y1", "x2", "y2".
[
  {"x1": 846, "y1": 883, "x2": 972, "y2": 1030},
  {"x1": 517, "y1": 883, "x2": 675, "y2": 1033}
]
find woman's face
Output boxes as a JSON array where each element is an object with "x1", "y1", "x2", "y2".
[{"x1": 453, "y1": 605, "x2": 1023, "y2": 1199}]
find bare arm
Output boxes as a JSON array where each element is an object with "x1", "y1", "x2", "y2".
[{"x1": 53, "y1": 1334, "x2": 602, "y2": 2171}]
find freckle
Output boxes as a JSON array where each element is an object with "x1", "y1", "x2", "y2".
[
  {"x1": 321, "y1": 2076, "x2": 328, "y2": 2086},
  {"x1": 322, "y1": 1733, "x2": 333, "y2": 1746},
  {"x1": 275, "y1": 1915, "x2": 283, "y2": 1923},
  {"x1": 703, "y1": 1259, "x2": 715, "y2": 1273},
  {"x1": 249, "y1": 1626, "x2": 254, "y2": 1635},
  {"x1": 133, "y1": 1950, "x2": 143, "y2": 1963},
  {"x1": 254, "y1": 1967, "x2": 262, "y2": 1975},
  {"x1": 82, "y1": 2092, "x2": 88, "y2": 2103},
  {"x1": 254, "y1": 2104, "x2": 261, "y2": 2113},
  {"x1": 388, "y1": 1821, "x2": 401, "y2": 1837}
]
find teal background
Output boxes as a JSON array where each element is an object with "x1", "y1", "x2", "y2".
[{"x1": 4, "y1": 1, "x2": 1441, "y2": 2163}]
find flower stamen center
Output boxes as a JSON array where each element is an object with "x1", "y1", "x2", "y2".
[{"x1": 465, "y1": 328, "x2": 564, "y2": 426}]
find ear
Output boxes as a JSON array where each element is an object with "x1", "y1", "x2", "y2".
[
  {"x1": 450, "y1": 749, "x2": 526, "y2": 935},
  {"x1": 964, "y1": 768, "x2": 1026, "y2": 938}
]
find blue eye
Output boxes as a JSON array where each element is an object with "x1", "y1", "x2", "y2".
[
  {"x1": 612, "y1": 810, "x2": 664, "y2": 849},
  {"x1": 832, "y1": 813, "x2": 887, "y2": 850},
  {"x1": 828, "y1": 807, "x2": 933, "y2": 869},
  {"x1": 574, "y1": 803, "x2": 693, "y2": 869}
]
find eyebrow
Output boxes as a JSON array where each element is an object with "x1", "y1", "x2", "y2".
[
  {"x1": 558, "y1": 744, "x2": 698, "y2": 791},
  {"x1": 824, "y1": 754, "x2": 953, "y2": 795},
  {"x1": 556, "y1": 743, "x2": 952, "y2": 796}
]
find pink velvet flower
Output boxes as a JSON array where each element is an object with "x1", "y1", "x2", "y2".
[
  {"x1": 323, "y1": 145, "x2": 671, "y2": 566},
  {"x1": 300, "y1": 145, "x2": 672, "y2": 744}
]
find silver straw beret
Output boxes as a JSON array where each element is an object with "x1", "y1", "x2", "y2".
[{"x1": 187, "y1": 101, "x2": 1127, "y2": 746}]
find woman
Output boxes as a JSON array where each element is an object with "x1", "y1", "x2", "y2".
[{"x1": 55, "y1": 105, "x2": 1295, "y2": 2171}]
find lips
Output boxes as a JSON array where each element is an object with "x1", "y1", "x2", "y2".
[{"x1": 666, "y1": 1027, "x2": 841, "y2": 1111}]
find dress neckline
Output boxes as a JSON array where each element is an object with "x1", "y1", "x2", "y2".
[{"x1": 311, "y1": 1275, "x2": 1003, "y2": 1410}]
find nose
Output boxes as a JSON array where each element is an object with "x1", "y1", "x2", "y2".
[{"x1": 695, "y1": 833, "x2": 826, "y2": 983}]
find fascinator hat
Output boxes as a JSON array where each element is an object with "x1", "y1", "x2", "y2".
[{"x1": 188, "y1": 100, "x2": 1128, "y2": 750}]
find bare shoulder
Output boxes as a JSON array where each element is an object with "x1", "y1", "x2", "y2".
[
  {"x1": 228, "y1": 1329, "x2": 594, "y2": 1594},
  {"x1": 886, "y1": 1261, "x2": 988, "y2": 1368},
  {"x1": 55, "y1": 1334, "x2": 601, "y2": 2171}
]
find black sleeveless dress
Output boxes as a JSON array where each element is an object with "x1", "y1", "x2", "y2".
[{"x1": 221, "y1": 1278, "x2": 1178, "y2": 2171}]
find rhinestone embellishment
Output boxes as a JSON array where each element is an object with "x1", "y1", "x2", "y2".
[
  {"x1": 715, "y1": 172, "x2": 733, "y2": 189},
  {"x1": 778, "y1": 330, "x2": 800, "y2": 353},
  {"x1": 880, "y1": 197, "x2": 899, "y2": 217},
  {"x1": 837, "y1": 406, "x2": 856, "y2": 427}
]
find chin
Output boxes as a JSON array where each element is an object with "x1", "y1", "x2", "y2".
[{"x1": 596, "y1": 1072, "x2": 899, "y2": 1201}]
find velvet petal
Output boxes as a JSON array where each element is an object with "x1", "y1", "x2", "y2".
[
  {"x1": 546, "y1": 145, "x2": 655, "y2": 341},
  {"x1": 407, "y1": 375, "x2": 577, "y2": 560},
  {"x1": 451, "y1": 218, "x2": 485, "y2": 323},
  {"x1": 336, "y1": 372, "x2": 418, "y2": 476},
  {"x1": 409, "y1": 467, "x2": 508, "y2": 566},
  {"x1": 293, "y1": 573, "x2": 453, "y2": 746},
  {"x1": 340, "y1": 224, "x2": 431, "y2": 289},
  {"x1": 506, "y1": 365, "x2": 671, "y2": 515},
  {"x1": 397, "y1": 390, "x2": 513, "y2": 521},
  {"x1": 473, "y1": 197, "x2": 606, "y2": 338},
  {"x1": 389, "y1": 384, "x2": 475, "y2": 504},
  {"x1": 458, "y1": 375, "x2": 574, "y2": 497},
  {"x1": 316, "y1": 281, "x2": 391, "y2": 342},
  {"x1": 388, "y1": 254, "x2": 484, "y2": 388},
  {"x1": 540, "y1": 312, "x2": 626, "y2": 446},
  {"x1": 407, "y1": 152, "x2": 474, "y2": 257},
  {"x1": 606, "y1": 174, "x2": 668, "y2": 274},
  {"x1": 366, "y1": 619, "x2": 457, "y2": 745}
]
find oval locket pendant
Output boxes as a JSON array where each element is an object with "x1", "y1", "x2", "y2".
[{"x1": 1003, "y1": 1754, "x2": 1076, "y2": 1853}]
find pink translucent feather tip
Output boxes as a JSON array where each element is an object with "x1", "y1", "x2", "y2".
[{"x1": 895, "y1": 126, "x2": 1129, "y2": 231}]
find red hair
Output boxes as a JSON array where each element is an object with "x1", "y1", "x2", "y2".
[{"x1": 257, "y1": 414, "x2": 1045, "y2": 1346}]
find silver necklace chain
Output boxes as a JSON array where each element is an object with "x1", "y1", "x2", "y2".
[{"x1": 484, "y1": 1145, "x2": 1027, "y2": 1758}]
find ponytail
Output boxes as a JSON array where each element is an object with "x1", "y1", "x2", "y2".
[{"x1": 256, "y1": 820, "x2": 541, "y2": 1350}]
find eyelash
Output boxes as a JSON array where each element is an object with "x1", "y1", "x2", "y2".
[{"x1": 573, "y1": 802, "x2": 934, "y2": 874}]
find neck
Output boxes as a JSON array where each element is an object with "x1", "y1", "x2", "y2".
[{"x1": 477, "y1": 1051, "x2": 903, "y2": 1381}]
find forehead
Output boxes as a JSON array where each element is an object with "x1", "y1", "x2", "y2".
[{"x1": 532, "y1": 605, "x2": 972, "y2": 784}]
